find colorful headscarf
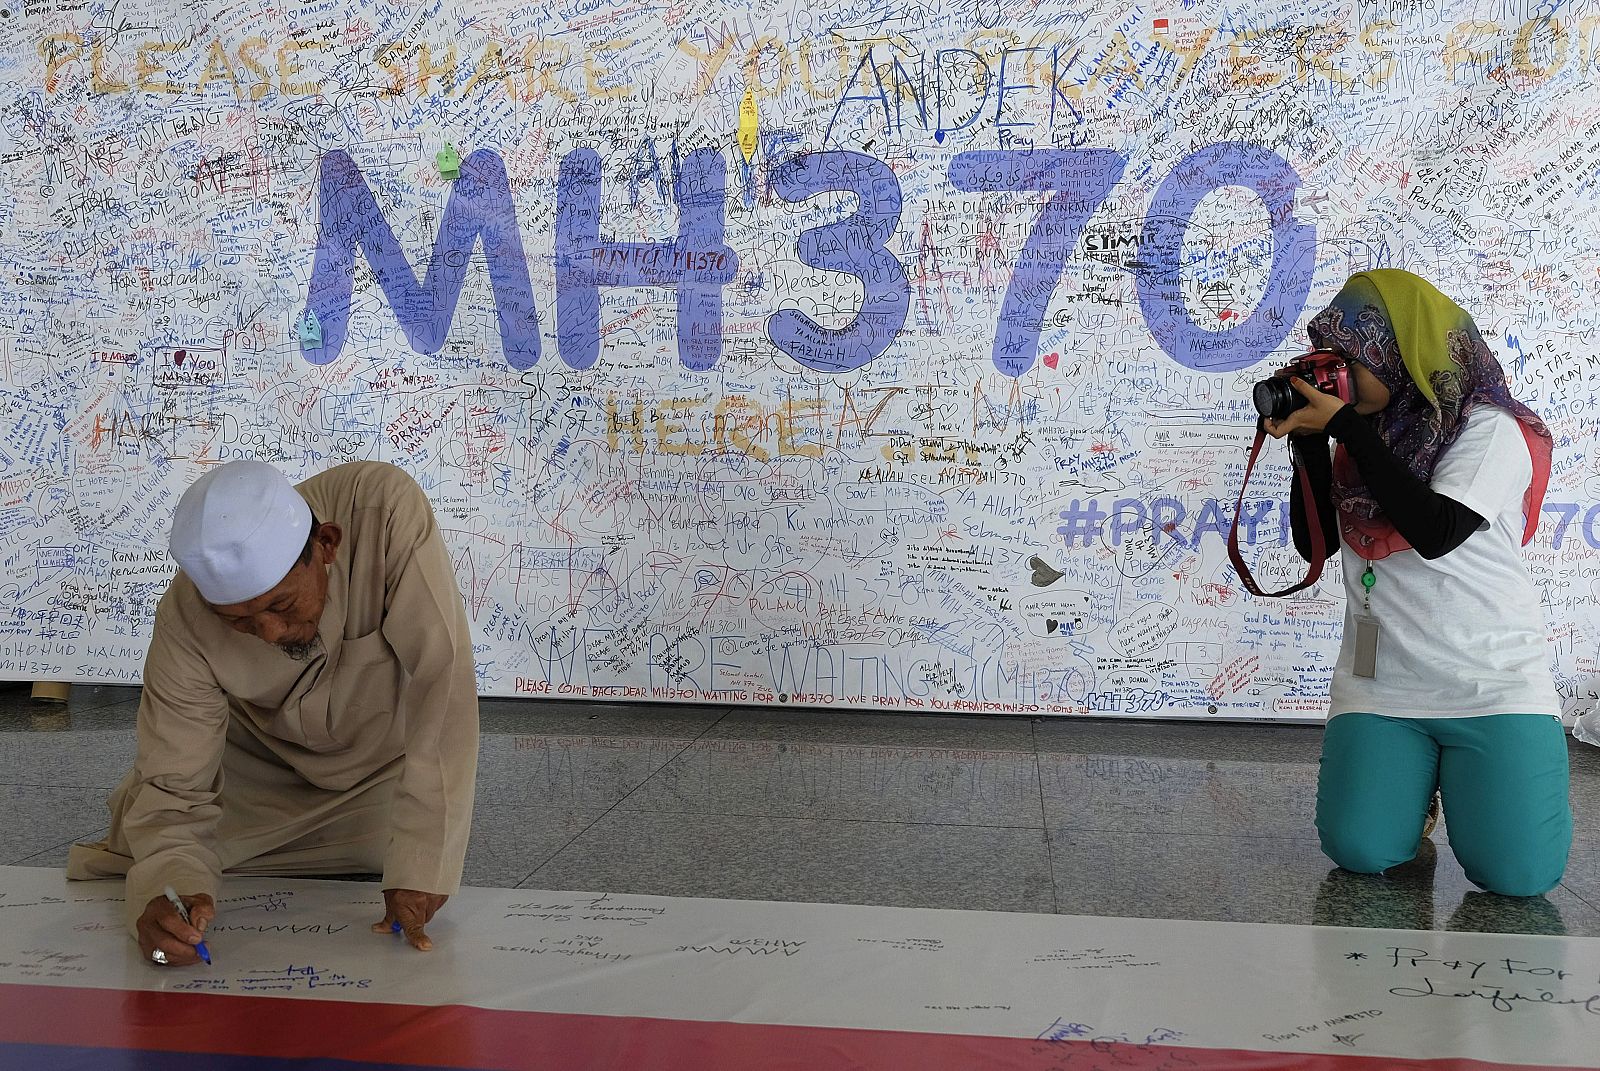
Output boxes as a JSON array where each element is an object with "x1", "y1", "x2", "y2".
[{"x1": 1305, "y1": 269, "x2": 1552, "y2": 561}]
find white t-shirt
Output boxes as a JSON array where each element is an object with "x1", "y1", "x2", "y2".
[{"x1": 1328, "y1": 406, "x2": 1561, "y2": 720}]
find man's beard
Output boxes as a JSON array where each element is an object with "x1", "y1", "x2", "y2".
[{"x1": 276, "y1": 637, "x2": 322, "y2": 662}]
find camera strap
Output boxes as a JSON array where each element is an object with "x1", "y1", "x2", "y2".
[{"x1": 1227, "y1": 426, "x2": 1327, "y2": 598}]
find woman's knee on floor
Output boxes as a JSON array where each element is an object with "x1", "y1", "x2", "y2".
[
  {"x1": 1316, "y1": 811, "x2": 1419, "y2": 875},
  {"x1": 1456, "y1": 845, "x2": 1568, "y2": 897}
]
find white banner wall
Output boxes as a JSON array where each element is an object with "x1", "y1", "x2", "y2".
[{"x1": 1, "y1": 0, "x2": 1597, "y2": 718}]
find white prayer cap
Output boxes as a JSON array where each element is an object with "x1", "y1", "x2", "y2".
[{"x1": 169, "y1": 460, "x2": 313, "y2": 605}]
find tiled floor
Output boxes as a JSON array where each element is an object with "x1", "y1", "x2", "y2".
[{"x1": 4, "y1": 683, "x2": 1599, "y2": 935}]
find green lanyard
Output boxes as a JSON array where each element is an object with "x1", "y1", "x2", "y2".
[{"x1": 1361, "y1": 565, "x2": 1375, "y2": 613}]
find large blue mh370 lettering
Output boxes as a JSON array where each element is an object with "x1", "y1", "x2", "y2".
[{"x1": 298, "y1": 141, "x2": 1316, "y2": 376}]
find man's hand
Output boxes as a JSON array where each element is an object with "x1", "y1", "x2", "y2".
[
  {"x1": 373, "y1": 888, "x2": 449, "y2": 951},
  {"x1": 1263, "y1": 377, "x2": 1349, "y2": 439},
  {"x1": 137, "y1": 892, "x2": 214, "y2": 967}
]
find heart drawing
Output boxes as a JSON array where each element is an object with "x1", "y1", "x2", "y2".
[{"x1": 1028, "y1": 555, "x2": 1064, "y2": 587}]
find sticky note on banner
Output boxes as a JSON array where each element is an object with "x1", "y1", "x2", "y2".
[
  {"x1": 436, "y1": 143, "x2": 461, "y2": 180},
  {"x1": 736, "y1": 88, "x2": 758, "y2": 162},
  {"x1": 295, "y1": 310, "x2": 321, "y2": 348}
]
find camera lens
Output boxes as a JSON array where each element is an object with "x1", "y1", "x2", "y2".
[{"x1": 1252, "y1": 378, "x2": 1301, "y2": 421}]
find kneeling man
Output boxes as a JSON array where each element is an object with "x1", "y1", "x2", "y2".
[{"x1": 69, "y1": 460, "x2": 479, "y2": 966}]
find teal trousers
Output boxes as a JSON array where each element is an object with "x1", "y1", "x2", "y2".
[{"x1": 1317, "y1": 713, "x2": 1572, "y2": 896}]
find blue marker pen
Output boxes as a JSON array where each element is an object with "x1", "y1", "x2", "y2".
[{"x1": 163, "y1": 886, "x2": 212, "y2": 965}]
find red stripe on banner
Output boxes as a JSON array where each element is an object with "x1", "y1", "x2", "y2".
[{"x1": 0, "y1": 984, "x2": 1580, "y2": 1071}]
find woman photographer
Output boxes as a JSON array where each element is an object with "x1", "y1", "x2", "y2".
[{"x1": 1264, "y1": 269, "x2": 1570, "y2": 897}]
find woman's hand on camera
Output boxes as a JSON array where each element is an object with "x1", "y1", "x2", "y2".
[{"x1": 1263, "y1": 378, "x2": 1348, "y2": 439}]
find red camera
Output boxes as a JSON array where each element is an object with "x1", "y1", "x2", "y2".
[{"x1": 1251, "y1": 349, "x2": 1354, "y2": 421}]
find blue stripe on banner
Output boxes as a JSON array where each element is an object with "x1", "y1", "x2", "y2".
[{"x1": 0, "y1": 1043, "x2": 485, "y2": 1071}]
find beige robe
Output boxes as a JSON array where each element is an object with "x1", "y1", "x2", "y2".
[{"x1": 67, "y1": 462, "x2": 480, "y2": 934}]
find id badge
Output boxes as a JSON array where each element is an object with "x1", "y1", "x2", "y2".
[{"x1": 1352, "y1": 613, "x2": 1381, "y2": 679}]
